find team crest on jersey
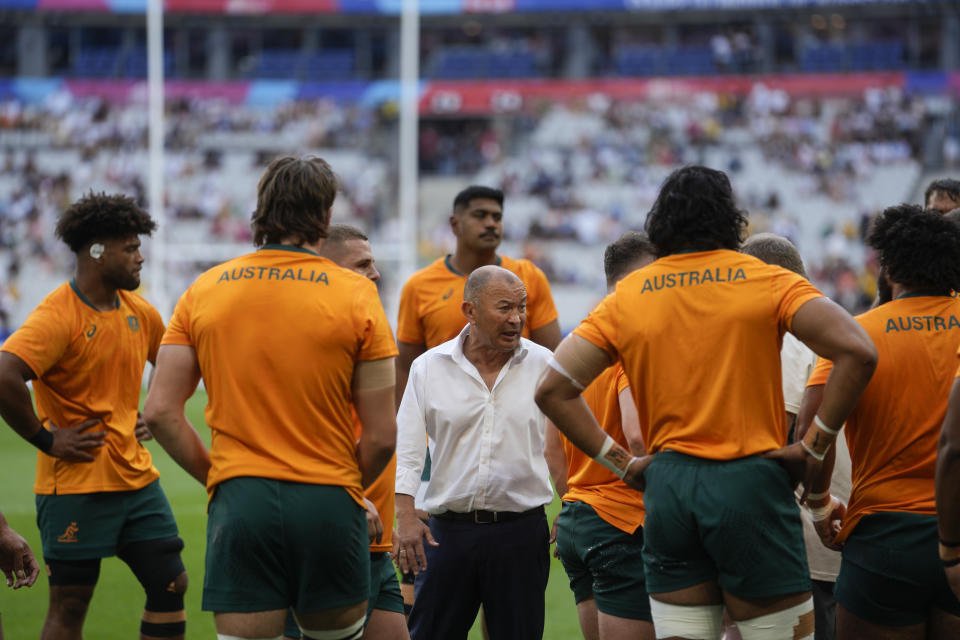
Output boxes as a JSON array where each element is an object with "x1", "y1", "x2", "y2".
[
  {"x1": 441, "y1": 288, "x2": 454, "y2": 300},
  {"x1": 85, "y1": 324, "x2": 97, "y2": 339},
  {"x1": 127, "y1": 316, "x2": 140, "y2": 332}
]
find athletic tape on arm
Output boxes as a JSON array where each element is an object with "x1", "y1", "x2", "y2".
[
  {"x1": 353, "y1": 357, "x2": 396, "y2": 391},
  {"x1": 551, "y1": 335, "x2": 613, "y2": 391},
  {"x1": 649, "y1": 599, "x2": 723, "y2": 639},
  {"x1": 736, "y1": 597, "x2": 814, "y2": 640}
]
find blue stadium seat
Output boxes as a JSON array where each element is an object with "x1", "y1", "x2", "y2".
[
  {"x1": 302, "y1": 50, "x2": 355, "y2": 80},
  {"x1": 72, "y1": 47, "x2": 121, "y2": 78},
  {"x1": 428, "y1": 47, "x2": 538, "y2": 79}
]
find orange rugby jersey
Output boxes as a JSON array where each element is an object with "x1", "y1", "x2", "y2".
[
  {"x1": 396, "y1": 255, "x2": 558, "y2": 348},
  {"x1": 1, "y1": 281, "x2": 164, "y2": 495},
  {"x1": 162, "y1": 245, "x2": 398, "y2": 505},
  {"x1": 559, "y1": 363, "x2": 644, "y2": 533},
  {"x1": 353, "y1": 407, "x2": 395, "y2": 553},
  {"x1": 807, "y1": 294, "x2": 960, "y2": 542},
  {"x1": 574, "y1": 249, "x2": 823, "y2": 460}
]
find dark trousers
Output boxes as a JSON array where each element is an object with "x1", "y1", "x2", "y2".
[
  {"x1": 812, "y1": 579, "x2": 837, "y2": 640},
  {"x1": 408, "y1": 509, "x2": 550, "y2": 640}
]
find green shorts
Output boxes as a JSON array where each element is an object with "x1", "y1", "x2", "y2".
[
  {"x1": 835, "y1": 512, "x2": 960, "y2": 626},
  {"x1": 283, "y1": 552, "x2": 406, "y2": 638},
  {"x1": 35, "y1": 479, "x2": 179, "y2": 561},
  {"x1": 556, "y1": 500, "x2": 651, "y2": 621},
  {"x1": 368, "y1": 552, "x2": 405, "y2": 616},
  {"x1": 641, "y1": 451, "x2": 810, "y2": 598},
  {"x1": 202, "y1": 477, "x2": 369, "y2": 614}
]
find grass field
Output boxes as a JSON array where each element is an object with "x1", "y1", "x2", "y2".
[{"x1": 0, "y1": 391, "x2": 581, "y2": 638}]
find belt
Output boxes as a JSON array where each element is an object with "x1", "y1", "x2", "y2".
[{"x1": 433, "y1": 506, "x2": 544, "y2": 524}]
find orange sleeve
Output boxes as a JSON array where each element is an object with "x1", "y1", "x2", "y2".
[
  {"x1": 806, "y1": 356, "x2": 833, "y2": 387},
  {"x1": 615, "y1": 364, "x2": 630, "y2": 394},
  {"x1": 145, "y1": 304, "x2": 165, "y2": 363},
  {"x1": 572, "y1": 291, "x2": 619, "y2": 360},
  {"x1": 355, "y1": 282, "x2": 399, "y2": 361},
  {"x1": 161, "y1": 287, "x2": 195, "y2": 347},
  {"x1": 524, "y1": 263, "x2": 559, "y2": 331},
  {"x1": 396, "y1": 277, "x2": 425, "y2": 345},
  {"x1": 956, "y1": 344, "x2": 960, "y2": 379},
  {"x1": 773, "y1": 269, "x2": 825, "y2": 335},
  {"x1": 0, "y1": 303, "x2": 71, "y2": 378}
]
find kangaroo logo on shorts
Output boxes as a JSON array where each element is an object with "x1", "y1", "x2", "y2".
[
  {"x1": 57, "y1": 522, "x2": 79, "y2": 543},
  {"x1": 127, "y1": 315, "x2": 140, "y2": 332},
  {"x1": 441, "y1": 288, "x2": 454, "y2": 300},
  {"x1": 85, "y1": 324, "x2": 97, "y2": 339}
]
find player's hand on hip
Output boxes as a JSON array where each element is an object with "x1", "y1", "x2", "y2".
[
  {"x1": 134, "y1": 412, "x2": 154, "y2": 442},
  {"x1": 364, "y1": 498, "x2": 383, "y2": 545},
  {"x1": 48, "y1": 418, "x2": 106, "y2": 462},
  {"x1": 0, "y1": 524, "x2": 40, "y2": 589},
  {"x1": 762, "y1": 442, "x2": 820, "y2": 498},
  {"x1": 550, "y1": 511, "x2": 561, "y2": 559},
  {"x1": 808, "y1": 495, "x2": 845, "y2": 551},
  {"x1": 622, "y1": 454, "x2": 654, "y2": 492},
  {"x1": 396, "y1": 512, "x2": 437, "y2": 576}
]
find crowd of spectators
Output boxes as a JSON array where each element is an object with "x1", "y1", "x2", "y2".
[{"x1": 0, "y1": 84, "x2": 954, "y2": 328}]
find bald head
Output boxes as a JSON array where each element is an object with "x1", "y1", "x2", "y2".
[
  {"x1": 741, "y1": 232, "x2": 807, "y2": 278},
  {"x1": 463, "y1": 265, "x2": 523, "y2": 305}
]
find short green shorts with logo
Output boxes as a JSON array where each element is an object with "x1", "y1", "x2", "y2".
[
  {"x1": 202, "y1": 477, "x2": 369, "y2": 614},
  {"x1": 36, "y1": 479, "x2": 179, "y2": 561},
  {"x1": 641, "y1": 451, "x2": 811, "y2": 598},
  {"x1": 556, "y1": 499, "x2": 650, "y2": 620}
]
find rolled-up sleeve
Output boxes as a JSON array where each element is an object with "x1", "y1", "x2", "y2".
[{"x1": 396, "y1": 358, "x2": 428, "y2": 496}]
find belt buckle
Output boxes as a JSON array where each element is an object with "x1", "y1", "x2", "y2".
[{"x1": 474, "y1": 510, "x2": 496, "y2": 524}]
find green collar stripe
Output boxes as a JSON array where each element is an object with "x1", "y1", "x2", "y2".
[
  {"x1": 70, "y1": 280, "x2": 119, "y2": 311},
  {"x1": 444, "y1": 254, "x2": 502, "y2": 276},
  {"x1": 260, "y1": 243, "x2": 319, "y2": 256},
  {"x1": 895, "y1": 289, "x2": 951, "y2": 300}
]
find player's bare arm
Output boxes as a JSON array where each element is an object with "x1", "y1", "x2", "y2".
[
  {"x1": 535, "y1": 335, "x2": 651, "y2": 492},
  {"x1": 938, "y1": 380, "x2": 960, "y2": 599},
  {"x1": 766, "y1": 297, "x2": 876, "y2": 498},
  {"x1": 142, "y1": 344, "x2": 210, "y2": 485},
  {"x1": 395, "y1": 342, "x2": 426, "y2": 409},
  {"x1": 0, "y1": 351, "x2": 106, "y2": 461},
  {"x1": 618, "y1": 386, "x2": 646, "y2": 457},
  {"x1": 529, "y1": 319, "x2": 562, "y2": 351},
  {"x1": 353, "y1": 357, "x2": 397, "y2": 489}
]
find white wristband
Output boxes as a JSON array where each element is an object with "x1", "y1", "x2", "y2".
[
  {"x1": 806, "y1": 497, "x2": 836, "y2": 522},
  {"x1": 813, "y1": 415, "x2": 839, "y2": 436},
  {"x1": 594, "y1": 435, "x2": 627, "y2": 479}
]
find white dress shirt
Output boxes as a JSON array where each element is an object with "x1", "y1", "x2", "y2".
[{"x1": 396, "y1": 325, "x2": 555, "y2": 514}]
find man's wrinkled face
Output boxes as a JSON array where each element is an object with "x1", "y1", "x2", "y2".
[
  {"x1": 464, "y1": 278, "x2": 527, "y2": 352},
  {"x1": 451, "y1": 198, "x2": 503, "y2": 253}
]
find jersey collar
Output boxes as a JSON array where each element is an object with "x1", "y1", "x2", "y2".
[
  {"x1": 70, "y1": 279, "x2": 119, "y2": 312},
  {"x1": 444, "y1": 254, "x2": 502, "y2": 276},
  {"x1": 260, "y1": 243, "x2": 320, "y2": 256}
]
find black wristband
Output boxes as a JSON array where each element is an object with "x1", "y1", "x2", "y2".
[
  {"x1": 942, "y1": 557, "x2": 960, "y2": 568},
  {"x1": 27, "y1": 427, "x2": 54, "y2": 453},
  {"x1": 941, "y1": 538, "x2": 960, "y2": 548}
]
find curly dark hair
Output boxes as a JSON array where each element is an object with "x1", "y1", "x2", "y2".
[
  {"x1": 645, "y1": 166, "x2": 748, "y2": 257},
  {"x1": 868, "y1": 203, "x2": 960, "y2": 294},
  {"x1": 924, "y1": 178, "x2": 960, "y2": 209},
  {"x1": 251, "y1": 156, "x2": 337, "y2": 247},
  {"x1": 55, "y1": 192, "x2": 156, "y2": 253}
]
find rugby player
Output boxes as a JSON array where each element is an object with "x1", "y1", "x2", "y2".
[
  {"x1": 536, "y1": 165, "x2": 876, "y2": 640},
  {"x1": 143, "y1": 156, "x2": 398, "y2": 640},
  {"x1": 805, "y1": 205, "x2": 960, "y2": 639},
  {"x1": 0, "y1": 192, "x2": 188, "y2": 640},
  {"x1": 546, "y1": 231, "x2": 656, "y2": 640},
  {"x1": 278, "y1": 224, "x2": 407, "y2": 640}
]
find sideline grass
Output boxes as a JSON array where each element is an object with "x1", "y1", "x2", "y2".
[{"x1": 0, "y1": 391, "x2": 581, "y2": 638}]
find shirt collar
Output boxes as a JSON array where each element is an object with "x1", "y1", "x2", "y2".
[{"x1": 438, "y1": 324, "x2": 529, "y2": 366}]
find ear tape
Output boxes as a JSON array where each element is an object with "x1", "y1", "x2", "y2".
[{"x1": 89, "y1": 243, "x2": 105, "y2": 259}]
